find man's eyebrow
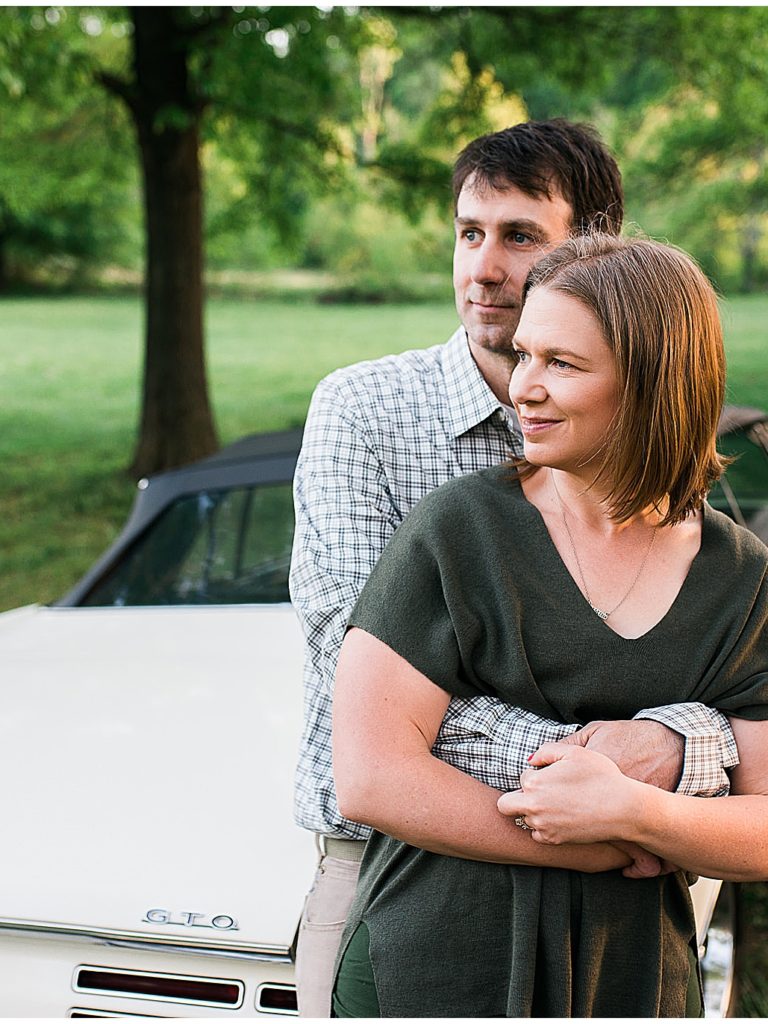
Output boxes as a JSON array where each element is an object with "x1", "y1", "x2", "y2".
[{"x1": 454, "y1": 216, "x2": 549, "y2": 236}]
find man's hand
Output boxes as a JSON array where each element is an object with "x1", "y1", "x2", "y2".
[
  {"x1": 613, "y1": 841, "x2": 680, "y2": 879},
  {"x1": 558, "y1": 719, "x2": 684, "y2": 791}
]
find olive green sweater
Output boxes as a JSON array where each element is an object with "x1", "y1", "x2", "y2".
[{"x1": 341, "y1": 466, "x2": 768, "y2": 1017}]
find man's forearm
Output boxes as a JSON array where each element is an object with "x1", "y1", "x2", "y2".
[
  {"x1": 432, "y1": 697, "x2": 578, "y2": 790},
  {"x1": 433, "y1": 697, "x2": 737, "y2": 796},
  {"x1": 634, "y1": 704, "x2": 737, "y2": 795}
]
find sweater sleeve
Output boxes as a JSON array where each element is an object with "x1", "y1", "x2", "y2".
[
  {"x1": 691, "y1": 523, "x2": 768, "y2": 720},
  {"x1": 705, "y1": 590, "x2": 768, "y2": 721}
]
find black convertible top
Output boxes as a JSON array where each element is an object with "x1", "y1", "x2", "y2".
[{"x1": 57, "y1": 429, "x2": 303, "y2": 606}]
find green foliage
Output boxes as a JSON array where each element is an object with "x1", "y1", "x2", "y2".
[
  {"x1": 0, "y1": 7, "x2": 139, "y2": 285},
  {"x1": 301, "y1": 181, "x2": 453, "y2": 303},
  {"x1": 614, "y1": 8, "x2": 768, "y2": 292},
  {"x1": 1, "y1": 5, "x2": 767, "y2": 291},
  {"x1": 199, "y1": 7, "x2": 370, "y2": 245}
]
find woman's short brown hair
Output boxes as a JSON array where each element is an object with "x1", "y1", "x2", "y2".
[{"x1": 521, "y1": 233, "x2": 728, "y2": 525}]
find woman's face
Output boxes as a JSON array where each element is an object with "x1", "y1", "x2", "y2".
[{"x1": 509, "y1": 286, "x2": 620, "y2": 477}]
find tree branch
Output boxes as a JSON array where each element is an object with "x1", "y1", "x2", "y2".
[
  {"x1": 214, "y1": 97, "x2": 346, "y2": 157},
  {"x1": 96, "y1": 70, "x2": 137, "y2": 113}
]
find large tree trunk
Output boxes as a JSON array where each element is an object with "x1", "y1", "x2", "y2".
[{"x1": 126, "y1": 8, "x2": 218, "y2": 479}]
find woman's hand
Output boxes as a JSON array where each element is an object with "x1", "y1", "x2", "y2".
[
  {"x1": 496, "y1": 722, "x2": 768, "y2": 882},
  {"x1": 496, "y1": 743, "x2": 645, "y2": 846}
]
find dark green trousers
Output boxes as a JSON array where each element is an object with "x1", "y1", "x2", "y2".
[{"x1": 332, "y1": 922, "x2": 381, "y2": 1018}]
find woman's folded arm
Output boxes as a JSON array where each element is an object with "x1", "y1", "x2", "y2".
[{"x1": 332, "y1": 628, "x2": 660, "y2": 876}]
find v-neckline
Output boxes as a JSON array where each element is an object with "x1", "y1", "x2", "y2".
[{"x1": 519, "y1": 484, "x2": 709, "y2": 642}]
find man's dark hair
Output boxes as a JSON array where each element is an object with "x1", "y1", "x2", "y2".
[{"x1": 452, "y1": 118, "x2": 623, "y2": 235}]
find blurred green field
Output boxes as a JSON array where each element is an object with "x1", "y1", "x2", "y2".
[{"x1": 1, "y1": 292, "x2": 765, "y2": 612}]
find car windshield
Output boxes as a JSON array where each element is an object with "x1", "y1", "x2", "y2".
[{"x1": 81, "y1": 482, "x2": 295, "y2": 606}]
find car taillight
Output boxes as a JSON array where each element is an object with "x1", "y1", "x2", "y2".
[
  {"x1": 73, "y1": 965, "x2": 244, "y2": 1008},
  {"x1": 255, "y1": 982, "x2": 299, "y2": 1015}
]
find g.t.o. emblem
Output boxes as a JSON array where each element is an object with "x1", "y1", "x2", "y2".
[{"x1": 143, "y1": 908, "x2": 239, "y2": 931}]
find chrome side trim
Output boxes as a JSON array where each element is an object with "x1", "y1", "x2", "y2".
[
  {"x1": 69, "y1": 1008, "x2": 164, "y2": 1019},
  {"x1": 0, "y1": 918, "x2": 292, "y2": 963}
]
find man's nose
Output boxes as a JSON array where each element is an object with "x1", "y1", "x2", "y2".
[{"x1": 471, "y1": 239, "x2": 508, "y2": 286}]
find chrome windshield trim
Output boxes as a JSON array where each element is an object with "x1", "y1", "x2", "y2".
[{"x1": 0, "y1": 918, "x2": 291, "y2": 963}]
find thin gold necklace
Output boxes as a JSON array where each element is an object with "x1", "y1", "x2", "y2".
[{"x1": 550, "y1": 469, "x2": 657, "y2": 621}]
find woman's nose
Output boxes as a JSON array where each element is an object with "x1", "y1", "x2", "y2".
[{"x1": 509, "y1": 361, "x2": 546, "y2": 406}]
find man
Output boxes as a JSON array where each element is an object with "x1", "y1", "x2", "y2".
[{"x1": 289, "y1": 119, "x2": 735, "y2": 1016}]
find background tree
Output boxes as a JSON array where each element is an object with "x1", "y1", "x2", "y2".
[
  {"x1": 96, "y1": 6, "x2": 370, "y2": 477},
  {"x1": 99, "y1": 7, "x2": 221, "y2": 476},
  {"x1": 2, "y1": 5, "x2": 766, "y2": 475}
]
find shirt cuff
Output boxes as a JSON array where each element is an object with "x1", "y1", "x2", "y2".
[{"x1": 634, "y1": 704, "x2": 738, "y2": 797}]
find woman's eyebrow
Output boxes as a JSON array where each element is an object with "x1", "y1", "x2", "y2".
[
  {"x1": 542, "y1": 345, "x2": 590, "y2": 363},
  {"x1": 515, "y1": 341, "x2": 591, "y2": 363}
]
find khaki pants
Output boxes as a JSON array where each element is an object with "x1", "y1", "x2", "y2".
[{"x1": 295, "y1": 838, "x2": 364, "y2": 1018}]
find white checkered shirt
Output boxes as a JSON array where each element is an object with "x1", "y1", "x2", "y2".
[{"x1": 290, "y1": 328, "x2": 738, "y2": 839}]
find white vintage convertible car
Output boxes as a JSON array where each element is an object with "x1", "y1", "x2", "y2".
[{"x1": 2, "y1": 411, "x2": 766, "y2": 1017}]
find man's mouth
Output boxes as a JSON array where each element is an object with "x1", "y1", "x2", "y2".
[{"x1": 469, "y1": 294, "x2": 516, "y2": 312}]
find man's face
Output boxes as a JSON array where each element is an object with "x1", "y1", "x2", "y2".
[{"x1": 453, "y1": 175, "x2": 574, "y2": 356}]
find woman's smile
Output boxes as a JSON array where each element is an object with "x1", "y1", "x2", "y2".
[{"x1": 518, "y1": 415, "x2": 563, "y2": 436}]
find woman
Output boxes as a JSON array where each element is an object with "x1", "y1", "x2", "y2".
[{"x1": 331, "y1": 234, "x2": 768, "y2": 1017}]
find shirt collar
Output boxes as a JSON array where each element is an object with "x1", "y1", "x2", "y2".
[{"x1": 441, "y1": 327, "x2": 505, "y2": 438}]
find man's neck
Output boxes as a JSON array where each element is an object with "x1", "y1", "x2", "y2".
[{"x1": 466, "y1": 336, "x2": 515, "y2": 405}]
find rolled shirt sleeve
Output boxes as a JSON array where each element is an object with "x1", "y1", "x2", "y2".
[
  {"x1": 433, "y1": 699, "x2": 737, "y2": 796},
  {"x1": 635, "y1": 704, "x2": 738, "y2": 797}
]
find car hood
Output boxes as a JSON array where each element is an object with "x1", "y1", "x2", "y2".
[{"x1": 0, "y1": 604, "x2": 316, "y2": 954}]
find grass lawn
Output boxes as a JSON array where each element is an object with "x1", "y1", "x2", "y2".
[{"x1": 0, "y1": 290, "x2": 767, "y2": 1013}]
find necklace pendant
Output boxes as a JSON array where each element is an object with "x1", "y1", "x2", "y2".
[{"x1": 591, "y1": 605, "x2": 609, "y2": 620}]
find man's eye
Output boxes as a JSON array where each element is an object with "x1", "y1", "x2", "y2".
[
  {"x1": 464, "y1": 229, "x2": 479, "y2": 242},
  {"x1": 511, "y1": 232, "x2": 533, "y2": 245},
  {"x1": 513, "y1": 349, "x2": 528, "y2": 363},
  {"x1": 552, "y1": 358, "x2": 573, "y2": 370}
]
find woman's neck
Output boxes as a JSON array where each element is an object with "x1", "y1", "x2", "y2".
[{"x1": 545, "y1": 468, "x2": 663, "y2": 536}]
